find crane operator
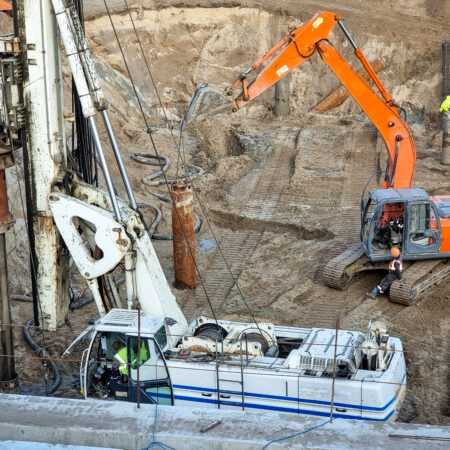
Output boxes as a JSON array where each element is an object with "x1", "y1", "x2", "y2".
[
  {"x1": 368, "y1": 247, "x2": 403, "y2": 298},
  {"x1": 113, "y1": 341, "x2": 128, "y2": 377}
]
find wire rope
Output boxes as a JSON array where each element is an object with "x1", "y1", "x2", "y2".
[
  {"x1": 119, "y1": 0, "x2": 263, "y2": 335},
  {"x1": 103, "y1": 0, "x2": 219, "y2": 324}
]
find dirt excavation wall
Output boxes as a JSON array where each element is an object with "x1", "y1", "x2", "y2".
[
  {"x1": 3, "y1": 0, "x2": 450, "y2": 430},
  {"x1": 83, "y1": 0, "x2": 450, "y2": 427}
]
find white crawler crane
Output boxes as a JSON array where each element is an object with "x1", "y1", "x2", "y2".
[{"x1": 36, "y1": 0, "x2": 406, "y2": 421}]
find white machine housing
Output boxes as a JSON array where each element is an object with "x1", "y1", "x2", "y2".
[{"x1": 68, "y1": 309, "x2": 407, "y2": 422}]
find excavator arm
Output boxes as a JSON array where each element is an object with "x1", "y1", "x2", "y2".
[{"x1": 229, "y1": 11, "x2": 416, "y2": 189}]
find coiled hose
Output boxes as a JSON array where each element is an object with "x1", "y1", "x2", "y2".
[
  {"x1": 131, "y1": 152, "x2": 203, "y2": 239},
  {"x1": 70, "y1": 274, "x2": 126, "y2": 310},
  {"x1": 23, "y1": 318, "x2": 61, "y2": 394}
]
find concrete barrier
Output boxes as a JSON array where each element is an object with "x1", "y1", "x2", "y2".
[{"x1": 0, "y1": 394, "x2": 449, "y2": 449}]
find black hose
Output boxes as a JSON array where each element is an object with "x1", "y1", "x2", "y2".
[
  {"x1": 137, "y1": 202, "x2": 162, "y2": 235},
  {"x1": 131, "y1": 151, "x2": 204, "y2": 238},
  {"x1": 70, "y1": 294, "x2": 95, "y2": 310},
  {"x1": 131, "y1": 153, "x2": 170, "y2": 184},
  {"x1": 23, "y1": 319, "x2": 61, "y2": 395},
  {"x1": 70, "y1": 274, "x2": 126, "y2": 310}
]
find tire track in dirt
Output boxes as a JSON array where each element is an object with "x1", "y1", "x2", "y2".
[
  {"x1": 181, "y1": 130, "x2": 297, "y2": 319},
  {"x1": 291, "y1": 125, "x2": 382, "y2": 328}
]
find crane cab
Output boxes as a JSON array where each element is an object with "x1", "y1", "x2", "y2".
[
  {"x1": 79, "y1": 310, "x2": 174, "y2": 405},
  {"x1": 361, "y1": 188, "x2": 448, "y2": 261}
]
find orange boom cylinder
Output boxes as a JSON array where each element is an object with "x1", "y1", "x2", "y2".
[{"x1": 171, "y1": 181, "x2": 197, "y2": 289}]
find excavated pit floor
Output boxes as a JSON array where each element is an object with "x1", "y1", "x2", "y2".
[{"x1": 4, "y1": 0, "x2": 450, "y2": 430}]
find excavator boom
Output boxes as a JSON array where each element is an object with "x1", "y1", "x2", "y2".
[
  {"x1": 233, "y1": 12, "x2": 339, "y2": 108},
  {"x1": 231, "y1": 11, "x2": 416, "y2": 189}
]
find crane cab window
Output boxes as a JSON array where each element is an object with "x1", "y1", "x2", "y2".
[
  {"x1": 128, "y1": 336, "x2": 168, "y2": 382},
  {"x1": 128, "y1": 336, "x2": 172, "y2": 405},
  {"x1": 154, "y1": 326, "x2": 167, "y2": 350}
]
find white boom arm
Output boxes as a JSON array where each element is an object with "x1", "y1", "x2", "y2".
[{"x1": 49, "y1": 183, "x2": 188, "y2": 341}]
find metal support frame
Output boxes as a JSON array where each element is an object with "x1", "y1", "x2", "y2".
[
  {"x1": 0, "y1": 167, "x2": 15, "y2": 384},
  {"x1": 17, "y1": 0, "x2": 69, "y2": 331},
  {"x1": 101, "y1": 110, "x2": 137, "y2": 210},
  {"x1": 52, "y1": 0, "x2": 137, "y2": 213}
]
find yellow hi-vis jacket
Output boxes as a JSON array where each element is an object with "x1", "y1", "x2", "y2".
[
  {"x1": 114, "y1": 347, "x2": 128, "y2": 375},
  {"x1": 114, "y1": 344, "x2": 149, "y2": 375},
  {"x1": 440, "y1": 95, "x2": 450, "y2": 113}
]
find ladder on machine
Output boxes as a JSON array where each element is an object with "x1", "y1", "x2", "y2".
[{"x1": 215, "y1": 335, "x2": 250, "y2": 411}]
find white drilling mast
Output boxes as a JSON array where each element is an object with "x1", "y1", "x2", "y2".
[
  {"x1": 16, "y1": 0, "x2": 68, "y2": 330},
  {"x1": 13, "y1": 0, "x2": 189, "y2": 338}
]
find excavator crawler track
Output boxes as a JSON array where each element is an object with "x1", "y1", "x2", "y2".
[
  {"x1": 322, "y1": 242, "x2": 367, "y2": 290},
  {"x1": 389, "y1": 258, "x2": 450, "y2": 305}
]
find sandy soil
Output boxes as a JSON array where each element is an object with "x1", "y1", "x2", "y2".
[{"x1": 3, "y1": 1, "x2": 450, "y2": 427}]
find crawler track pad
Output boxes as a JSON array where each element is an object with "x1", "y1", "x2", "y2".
[
  {"x1": 323, "y1": 242, "x2": 368, "y2": 290},
  {"x1": 389, "y1": 259, "x2": 450, "y2": 305}
]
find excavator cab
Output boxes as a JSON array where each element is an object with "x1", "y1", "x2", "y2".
[{"x1": 362, "y1": 188, "x2": 441, "y2": 261}]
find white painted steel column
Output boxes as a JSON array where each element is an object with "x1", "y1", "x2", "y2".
[{"x1": 18, "y1": 0, "x2": 68, "y2": 330}]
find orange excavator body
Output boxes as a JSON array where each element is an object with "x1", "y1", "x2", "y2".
[{"x1": 0, "y1": 1, "x2": 12, "y2": 12}]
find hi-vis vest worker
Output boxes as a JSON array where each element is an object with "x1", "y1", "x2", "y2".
[
  {"x1": 113, "y1": 340, "x2": 149, "y2": 376},
  {"x1": 389, "y1": 258, "x2": 403, "y2": 272},
  {"x1": 130, "y1": 341, "x2": 149, "y2": 370},
  {"x1": 440, "y1": 95, "x2": 450, "y2": 113},
  {"x1": 114, "y1": 345, "x2": 128, "y2": 375}
]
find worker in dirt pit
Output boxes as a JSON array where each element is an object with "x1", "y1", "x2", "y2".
[
  {"x1": 368, "y1": 247, "x2": 403, "y2": 298},
  {"x1": 113, "y1": 341, "x2": 128, "y2": 377},
  {"x1": 440, "y1": 95, "x2": 450, "y2": 112}
]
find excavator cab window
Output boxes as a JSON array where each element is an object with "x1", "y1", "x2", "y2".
[
  {"x1": 406, "y1": 202, "x2": 441, "y2": 254},
  {"x1": 361, "y1": 197, "x2": 376, "y2": 247},
  {"x1": 370, "y1": 202, "x2": 405, "y2": 255}
]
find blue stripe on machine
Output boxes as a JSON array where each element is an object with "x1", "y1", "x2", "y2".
[
  {"x1": 173, "y1": 393, "x2": 395, "y2": 421},
  {"x1": 172, "y1": 384, "x2": 398, "y2": 412}
]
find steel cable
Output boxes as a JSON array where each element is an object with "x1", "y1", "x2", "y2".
[
  {"x1": 118, "y1": 0, "x2": 263, "y2": 335},
  {"x1": 103, "y1": 0, "x2": 219, "y2": 324}
]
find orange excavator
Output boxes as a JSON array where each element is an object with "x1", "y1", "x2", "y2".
[
  {"x1": 191, "y1": 11, "x2": 450, "y2": 305},
  {"x1": 0, "y1": 1, "x2": 12, "y2": 15}
]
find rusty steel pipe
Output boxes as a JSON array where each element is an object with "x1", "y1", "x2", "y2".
[
  {"x1": 0, "y1": 168, "x2": 15, "y2": 384},
  {"x1": 171, "y1": 181, "x2": 197, "y2": 289},
  {"x1": 313, "y1": 59, "x2": 386, "y2": 113}
]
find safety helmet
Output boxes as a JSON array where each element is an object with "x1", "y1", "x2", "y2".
[{"x1": 391, "y1": 247, "x2": 400, "y2": 258}]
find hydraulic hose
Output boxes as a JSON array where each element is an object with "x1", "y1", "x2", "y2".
[
  {"x1": 132, "y1": 152, "x2": 204, "y2": 239},
  {"x1": 70, "y1": 274, "x2": 126, "y2": 310},
  {"x1": 69, "y1": 294, "x2": 95, "y2": 310},
  {"x1": 23, "y1": 318, "x2": 61, "y2": 395}
]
